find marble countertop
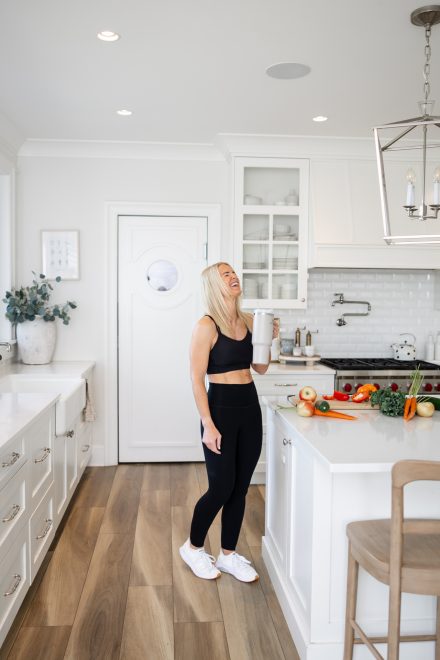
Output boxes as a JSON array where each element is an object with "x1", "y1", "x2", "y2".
[
  {"x1": 264, "y1": 396, "x2": 440, "y2": 473},
  {"x1": 8, "y1": 360, "x2": 96, "y2": 379},
  {"x1": 0, "y1": 393, "x2": 59, "y2": 448}
]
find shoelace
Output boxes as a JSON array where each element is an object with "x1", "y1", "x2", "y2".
[
  {"x1": 194, "y1": 549, "x2": 217, "y2": 570},
  {"x1": 229, "y1": 552, "x2": 252, "y2": 567}
]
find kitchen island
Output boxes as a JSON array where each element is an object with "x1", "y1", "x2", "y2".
[{"x1": 262, "y1": 398, "x2": 440, "y2": 660}]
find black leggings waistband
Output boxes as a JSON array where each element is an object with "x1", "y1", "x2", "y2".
[{"x1": 207, "y1": 381, "x2": 258, "y2": 407}]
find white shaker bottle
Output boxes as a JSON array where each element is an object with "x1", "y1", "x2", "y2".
[{"x1": 252, "y1": 309, "x2": 274, "y2": 364}]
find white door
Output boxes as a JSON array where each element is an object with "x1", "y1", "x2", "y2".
[{"x1": 118, "y1": 215, "x2": 207, "y2": 462}]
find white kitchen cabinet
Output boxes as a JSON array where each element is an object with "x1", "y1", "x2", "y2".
[
  {"x1": 310, "y1": 157, "x2": 440, "y2": 269},
  {"x1": 29, "y1": 484, "x2": 54, "y2": 582},
  {"x1": 53, "y1": 434, "x2": 67, "y2": 526},
  {"x1": 27, "y1": 408, "x2": 54, "y2": 510},
  {"x1": 252, "y1": 367, "x2": 334, "y2": 483},
  {"x1": 0, "y1": 524, "x2": 29, "y2": 648},
  {"x1": 0, "y1": 463, "x2": 27, "y2": 556},
  {"x1": 233, "y1": 157, "x2": 309, "y2": 308}
]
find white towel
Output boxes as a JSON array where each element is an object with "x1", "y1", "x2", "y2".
[{"x1": 83, "y1": 379, "x2": 96, "y2": 422}]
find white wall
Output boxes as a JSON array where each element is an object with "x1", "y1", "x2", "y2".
[{"x1": 16, "y1": 145, "x2": 229, "y2": 461}]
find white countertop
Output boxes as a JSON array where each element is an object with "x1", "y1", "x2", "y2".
[
  {"x1": 8, "y1": 360, "x2": 96, "y2": 379},
  {"x1": 265, "y1": 397, "x2": 440, "y2": 473},
  {"x1": 254, "y1": 362, "x2": 335, "y2": 376},
  {"x1": 0, "y1": 393, "x2": 59, "y2": 448}
]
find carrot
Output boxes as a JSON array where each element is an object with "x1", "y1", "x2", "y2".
[
  {"x1": 313, "y1": 408, "x2": 357, "y2": 421},
  {"x1": 405, "y1": 396, "x2": 417, "y2": 422},
  {"x1": 403, "y1": 396, "x2": 412, "y2": 420}
]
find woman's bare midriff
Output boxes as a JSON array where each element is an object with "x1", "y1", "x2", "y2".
[{"x1": 208, "y1": 368, "x2": 253, "y2": 385}]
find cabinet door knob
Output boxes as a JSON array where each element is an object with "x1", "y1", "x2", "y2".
[
  {"x1": 301, "y1": 297, "x2": 306, "y2": 302},
  {"x1": 34, "y1": 447, "x2": 51, "y2": 463},
  {"x1": 2, "y1": 451, "x2": 20, "y2": 468},
  {"x1": 65, "y1": 430, "x2": 75, "y2": 438},
  {"x1": 2, "y1": 504, "x2": 21, "y2": 523},
  {"x1": 4, "y1": 574, "x2": 21, "y2": 597}
]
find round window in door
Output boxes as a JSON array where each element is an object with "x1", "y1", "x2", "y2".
[{"x1": 146, "y1": 260, "x2": 178, "y2": 292}]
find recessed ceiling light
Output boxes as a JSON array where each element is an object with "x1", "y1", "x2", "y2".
[
  {"x1": 313, "y1": 115, "x2": 328, "y2": 122},
  {"x1": 97, "y1": 31, "x2": 120, "y2": 42},
  {"x1": 265, "y1": 62, "x2": 311, "y2": 79},
  {"x1": 117, "y1": 109, "x2": 132, "y2": 116}
]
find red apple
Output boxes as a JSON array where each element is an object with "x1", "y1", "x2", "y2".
[
  {"x1": 297, "y1": 401, "x2": 315, "y2": 417},
  {"x1": 299, "y1": 385, "x2": 317, "y2": 402}
]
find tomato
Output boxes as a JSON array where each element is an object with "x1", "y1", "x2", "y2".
[
  {"x1": 323, "y1": 394, "x2": 335, "y2": 400},
  {"x1": 356, "y1": 383, "x2": 377, "y2": 394},
  {"x1": 352, "y1": 391, "x2": 369, "y2": 403},
  {"x1": 333, "y1": 391, "x2": 350, "y2": 401}
]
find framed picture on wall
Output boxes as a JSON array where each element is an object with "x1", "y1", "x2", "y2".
[{"x1": 41, "y1": 230, "x2": 80, "y2": 280}]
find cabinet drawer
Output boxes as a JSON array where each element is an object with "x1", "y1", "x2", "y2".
[
  {"x1": 0, "y1": 463, "x2": 27, "y2": 555},
  {"x1": 254, "y1": 374, "x2": 334, "y2": 396},
  {"x1": 0, "y1": 525, "x2": 29, "y2": 647},
  {"x1": 28, "y1": 409, "x2": 54, "y2": 508},
  {"x1": 0, "y1": 435, "x2": 26, "y2": 491},
  {"x1": 29, "y1": 485, "x2": 54, "y2": 582},
  {"x1": 77, "y1": 423, "x2": 92, "y2": 475}
]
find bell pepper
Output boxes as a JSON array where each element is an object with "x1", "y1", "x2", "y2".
[
  {"x1": 333, "y1": 390, "x2": 350, "y2": 401},
  {"x1": 356, "y1": 383, "x2": 377, "y2": 394},
  {"x1": 352, "y1": 391, "x2": 370, "y2": 403},
  {"x1": 323, "y1": 394, "x2": 335, "y2": 400}
]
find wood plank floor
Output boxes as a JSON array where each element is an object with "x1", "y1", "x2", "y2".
[{"x1": 0, "y1": 465, "x2": 299, "y2": 660}]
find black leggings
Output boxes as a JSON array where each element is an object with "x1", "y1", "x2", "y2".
[{"x1": 190, "y1": 382, "x2": 262, "y2": 550}]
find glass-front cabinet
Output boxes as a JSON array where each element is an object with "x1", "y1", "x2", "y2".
[{"x1": 233, "y1": 157, "x2": 309, "y2": 309}]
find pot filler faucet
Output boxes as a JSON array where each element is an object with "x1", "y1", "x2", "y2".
[{"x1": 331, "y1": 293, "x2": 372, "y2": 326}]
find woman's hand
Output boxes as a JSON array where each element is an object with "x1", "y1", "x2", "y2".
[{"x1": 202, "y1": 421, "x2": 222, "y2": 454}]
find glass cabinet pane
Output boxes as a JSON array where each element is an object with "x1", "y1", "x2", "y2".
[
  {"x1": 243, "y1": 244, "x2": 268, "y2": 270},
  {"x1": 273, "y1": 274, "x2": 298, "y2": 300},
  {"x1": 273, "y1": 215, "x2": 299, "y2": 241},
  {"x1": 243, "y1": 274, "x2": 269, "y2": 299},
  {"x1": 244, "y1": 168, "x2": 300, "y2": 206},
  {"x1": 272, "y1": 244, "x2": 298, "y2": 271},
  {"x1": 243, "y1": 214, "x2": 269, "y2": 240}
]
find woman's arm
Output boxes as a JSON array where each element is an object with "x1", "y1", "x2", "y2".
[{"x1": 190, "y1": 319, "x2": 222, "y2": 454}]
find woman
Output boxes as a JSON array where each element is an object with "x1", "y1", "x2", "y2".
[{"x1": 179, "y1": 262, "x2": 272, "y2": 582}]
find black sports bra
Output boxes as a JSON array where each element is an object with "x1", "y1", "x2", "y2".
[{"x1": 205, "y1": 315, "x2": 253, "y2": 375}]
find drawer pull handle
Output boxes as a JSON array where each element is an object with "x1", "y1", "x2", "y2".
[
  {"x1": 65, "y1": 430, "x2": 75, "y2": 438},
  {"x1": 2, "y1": 504, "x2": 21, "y2": 523},
  {"x1": 282, "y1": 438, "x2": 292, "y2": 446},
  {"x1": 81, "y1": 444, "x2": 90, "y2": 453},
  {"x1": 36, "y1": 518, "x2": 53, "y2": 540},
  {"x1": 4, "y1": 574, "x2": 21, "y2": 597},
  {"x1": 34, "y1": 447, "x2": 51, "y2": 463},
  {"x1": 2, "y1": 452, "x2": 20, "y2": 468},
  {"x1": 274, "y1": 383, "x2": 297, "y2": 387}
]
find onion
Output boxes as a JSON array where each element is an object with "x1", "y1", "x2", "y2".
[{"x1": 416, "y1": 401, "x2": 435, "y2": 418}]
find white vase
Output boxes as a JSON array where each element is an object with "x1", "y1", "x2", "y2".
[{"x1": 16, "y1": 319, "x2": 57, "y2": 365}]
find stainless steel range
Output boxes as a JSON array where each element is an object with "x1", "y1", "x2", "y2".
[{"x1": 319, "y1": 358, "x2": 440, "y2": 394}]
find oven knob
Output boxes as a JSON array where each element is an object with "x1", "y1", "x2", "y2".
[
  {"x1": 424, "y1": 383, "x2": 433, "y2": 392},
  {"x1": 374, "y1": 383, "x2": 381, "y2": 390},
  {"x1": 390, "y1": 382, "x2": 399, "y2": 392},
  {"x1": 436, "y1": 383, "x2": 440, "y2": 392},
  {"x1": 343, "y1": 383, "x2": 352, "y2": 393}
]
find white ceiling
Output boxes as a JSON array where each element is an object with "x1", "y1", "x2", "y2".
[{"x1": 0, "y1": 0, "x2": 438, "y2": 144}]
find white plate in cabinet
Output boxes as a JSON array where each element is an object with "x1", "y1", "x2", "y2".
[
  {"x1": 28, "y1": 408, "x2": 54, "y2": 508},
  {"x1": 0, "y1": 524, "x2": 29, "y2": 647},
  {"x1": 0, "y1": 434, "x2": 26, "y2": 492},
  {"x1": 29, "y1": 484, "x2": 54, "y2": 582},
  {"x1": 0, "y1": 463, "x2": 27, "y2": 556},
  {"x1": 77, "y1": 422, "x2": 92, "y2": 477}
]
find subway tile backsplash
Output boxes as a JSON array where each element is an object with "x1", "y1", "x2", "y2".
[{"x1": 274, "y1": 269, "x2": 440, "y2": 359}]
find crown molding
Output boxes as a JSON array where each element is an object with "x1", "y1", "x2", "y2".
[{"x1": 18, "y1": 138, "x2": 225, "y2": 161}]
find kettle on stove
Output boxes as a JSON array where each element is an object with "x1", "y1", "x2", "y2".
[{"x1": 390, "y1": 333, "x2": 416, "y2": 360}]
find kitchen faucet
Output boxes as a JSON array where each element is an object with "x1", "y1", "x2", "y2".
[{"x1": 331, "y1": 293, "x2": 372, "y2": 326}]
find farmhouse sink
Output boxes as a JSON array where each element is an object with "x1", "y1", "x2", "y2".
[{"x1": 0, "y1": 374, "x2": 86, "y2": 436}]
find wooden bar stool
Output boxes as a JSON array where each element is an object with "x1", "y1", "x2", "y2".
[{"x1": 343, "y1": 460, "x2": 440, "y2": 660}]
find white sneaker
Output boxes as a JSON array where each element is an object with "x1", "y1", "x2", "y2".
[
  {"x1": 179, "y1": 539, "x2": 221, "y2": 580},
  {"x1": 216, "y1": 550, "x2": 259, "y2": 582}
]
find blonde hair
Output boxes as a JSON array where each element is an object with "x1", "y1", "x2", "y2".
[{"x1": 201, "y1": 262, "x2": 252, "y2": 336}]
